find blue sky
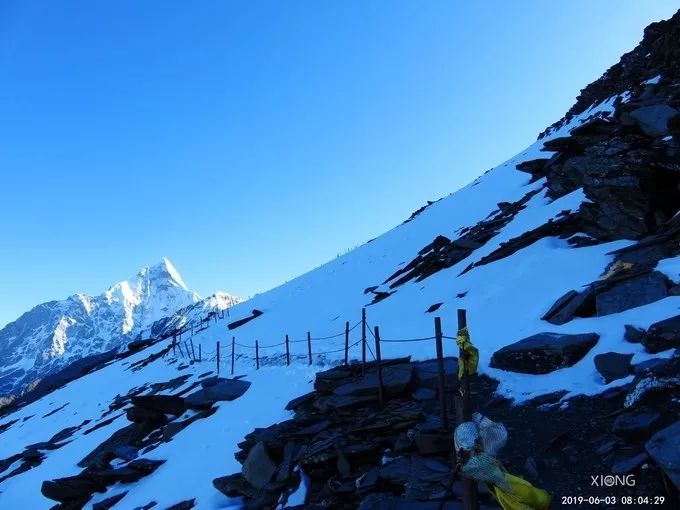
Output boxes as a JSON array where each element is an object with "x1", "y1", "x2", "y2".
[{"x1": 1, "y1": 1, "x2": 678, "y2": 328}]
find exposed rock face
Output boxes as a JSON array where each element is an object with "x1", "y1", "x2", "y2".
[{"x1": 489, "y1": 333, "x2": 599, "y2": 374}]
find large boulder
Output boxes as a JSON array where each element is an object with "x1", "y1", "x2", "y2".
[
  {"x1": 641, "y1": 314, "x2": 680, "y2": 353},
  {"x1": 490, "y1": 333, "x2": 599, "y2": 374},
  {"x1": 41, "y1": 475, "x2": 107, "y2": 502},
  {"x1": 646, "y1": 421, "x2": 680, "y2": 490},
  {"x1": 595, "y1": 272, "x2": 668, "y2": 316},
  {"x1": 594, "y1": 352, "x2": 633, "y2": 383},
  {"x1": 241, "y1": 441, "x2": 277, "y2": 489}
]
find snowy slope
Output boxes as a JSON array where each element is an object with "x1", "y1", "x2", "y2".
[
  {"x1": 1, "y1": 91, "x2": 677, "y2": 509},
  {"x1": 0, "y1": 258, "x2": 239, "y2": 397}
]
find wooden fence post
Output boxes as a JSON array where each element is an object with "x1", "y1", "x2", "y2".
[
  {"x1": 434, "y1": 317, "x2": 449, "y2": 431},
  {"x1": 184, "y1": 341, "x2": 191, "y2": 361},
  {"x1": 344, "y1": 321, "x2": 350, "y2": 365},
  {"x1": 190, "y1": 321, "x2": 194, "y2": 336},
  {"x1": 172, "y1": 333, "x2": 176, "y2": 355},
  {"x1": 307, "y1": 332, "x2": 312, "y2": 366},
  {"x1": 456, "y1": 308, "x2": 478, "y2": 510},
  {"x1": 361, "y1": 308, "x2": 367, "y2": 374},
  {"x1": 285, "y1": 334, "x2": 290, "y2": 366},
  {"x1": 255, "y1": 340, "x2": 260, "y2": 370},
  {"x1": 190, "y1": 338, "x2": 196, "y2": 361},
  {"x1": 231, "y1": 337, "x2": 235, "y2": 375},
  {"x1": 217, "y1": 341, "x2": 220, "y2": 374},
  {"x1": 178, "y1": 341, "x2": 185, "y2": 358},
  {"x1": 199, "y1": 344, "x2": 202, "y2": 362},
  {"x1": 374, "y1": 326, "x2": 384, "y2": 406}
]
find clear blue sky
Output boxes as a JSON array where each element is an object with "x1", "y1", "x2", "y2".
[{"x1": 1, "y1": 1, "x2": 678, "y2": 328}]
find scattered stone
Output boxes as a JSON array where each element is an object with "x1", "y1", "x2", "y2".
[
  {"x1": 594, "y1": 352, "x2": 633, "y2": 383},
  {"x1": 165, "y1": 499, "x2": 195, "y2": 510},
  {"x1": 333, "y1": 365, "x2": 412, "y2": 398},
  {"x1": 624, "y1": 325, "x2": 646, "y2": 343},
  {"x1": 612, "y1": 452, "x2": 649, "y2": 474},
  {"x1": 645, "y1": 421, "x2": 680, "y2": 490},
  {"x1": 641, "y1": 314, "x2": 680, "y2": 353},
  {"x1": 612, "y1": 408, "x2": 662, "y2": 440},
  {"x1": 92, "y1": 492, "x2": 128, "y2": 510},
  {"x1": 490, "y1": 332, "x2": 599, "y2": 374},
  {"x1": 41, "y1": 475, "x2": 107, "y2": 503}
]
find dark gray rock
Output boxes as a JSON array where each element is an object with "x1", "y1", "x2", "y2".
[
  {"x1": 41, "y1": 475, "x2": 107, "y2": 502},
  {"x1": 642, "y1": 314, "x2": 680, "y2": 353},
  {"x1": 165, "y1": 499, "x2": 195, "y2": 510},
  {"x1": 632, "y1": 357, "x2": 673, "y2": 376},
  {"x1": 412, "y1": 358, "x2": 458, "y2": 390},
  {"x1": 594, "y1": 352, "x2": 633, "y2": 383},
  {"x1": 612, "y1": 408, "x2": 662, "y2": 440},
  {"x1": 333, "y1": 365, "x2": 412, "y2": 398},
  {"x1": 645, "y1": 421, "x2": 680, "y2": 490},
  {"x1": 242, "y1": 441, "x2": 276, "y2": 489},
  {"x1": 622, "y1": 104, "x2": 679, "y2": 137},
  {"x1": 542, "y1": 289, "x2": 596, "y2": 325},
  {"x1": 490, "y1": 332, "x2": 599, "y2": 374},
  {"x1": 624, "y1": 325, "x2": 646, "y2": 343},
  {"x1": 595, "y1": 272, "x2": 668, "y2": 316},
  {"x1": 185, "y1": 378, "x2": 251, "y2": 408},
  {"x1": 131, "y1": 395, "x2": 186, "y2": 416},
  {"x1": 612, "y1": 452, "x2": 648, "y2": 474},
  {"x1": 412, "y1": 388, "x2": 437, "y2": 401},
  {"x1": 92, "y1": 492, "x2": 128, "y2": 510},
  {"x1": 126, "y1": 406, "x2": 168, "y2": 427}
]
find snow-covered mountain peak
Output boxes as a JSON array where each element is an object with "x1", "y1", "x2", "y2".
[
  {"x1": 0, "y1": 259, "x2": 237, "y2": 397},
  {"x1": 142, "y1": 257, "x2": 190, "y2": 292}
]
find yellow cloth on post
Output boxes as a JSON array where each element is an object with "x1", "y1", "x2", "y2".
[
  {"x1": 492, "y1": 473, "x2": 551, "y2": 510},
  {"x1": 456, "y1": 327, "x2": 479, "y2": 379}
]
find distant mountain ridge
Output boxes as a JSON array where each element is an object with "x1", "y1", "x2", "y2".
[{"x1": 0, "y1": 258, "x2": 239, "y2": 396}]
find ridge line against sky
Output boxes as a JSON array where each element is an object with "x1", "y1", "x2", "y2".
[{"x1": 1, "y1": 1, "x2": 678, "y2": 328}]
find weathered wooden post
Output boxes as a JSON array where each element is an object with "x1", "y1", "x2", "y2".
[
  {"x1": 456, "y1": 308, "x2": 478, "y2": 510},
  {"x1": 344, "y1": 321, "x2": 350, "y2": 365},
  {"x1": 285, "y1": 334, "x2": 290, "y2": 366},
  {"x1": 190, "y1": 338, "x2": 196, "y2": 361},
  {"x1": 255, "y1": 340, "x2": 260, "y2": 370},
  {"x1": 190, "y1": 320, "x2": 194, "y2": 336},
  {"x1": 178, "y1": 341, "x2": 185, "y2": 358},
  {"x1": 184, "y1": 341, "x2": 191, "y2": 361},
  {"x1": 199, "y1": 344, "x2": 202, "y2": 362},
  {"x1": 231, "y1": 337, "x2": 235, "y2": 375},
  {"x1": 172, "y1": 333, "x2": 176, "y2": 355},
  {"x1": 361, "y1": 308, "x2": 367, "y2": 374},
  {"x1": 434, "y1": 317, "x2": 449, "y2": 431},
  {"x1": 216, "y1": 341, "x2": 220, "y2": 374},
  {"x1": 374, "y1": 326, "x2": 384, "y2": 406},
  {"x1": 307, "y1": 332, "x2": 312, "y2": 366}
]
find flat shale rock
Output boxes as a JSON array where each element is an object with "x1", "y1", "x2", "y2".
[
  {"x1": 333, "y1": 364, "x2": 413, "y2": 398},
  {"x1": 489, "y1": 332, "x2": 599, "y2": 374},
  {"x1": 612, "y1": 408, "x2": 662, "y2": 440},
  {"x1": 645, "y1": 421, "x2": 680, "y2": 490},
  {"x1": 184, "y1": 378, "x2": 251, "y2": 408},
  {"x1": 242, "y1": 441, "x2": 277, "y2": 489},
  {"x1": 595, "y1": 272, "x2": 668, "y2": 316}
]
